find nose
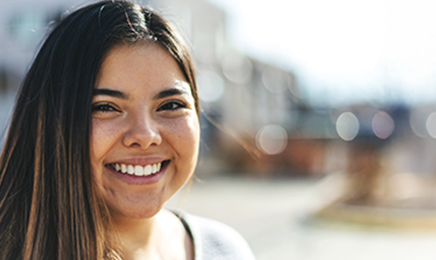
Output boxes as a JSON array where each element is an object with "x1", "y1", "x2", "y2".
[{"x1": 122, "y1": 113, "x2": 162, "y2": 149}]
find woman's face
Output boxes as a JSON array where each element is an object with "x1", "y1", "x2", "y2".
[{"x1": 90, "y1": 43, "x2": 200, "y2": 220}]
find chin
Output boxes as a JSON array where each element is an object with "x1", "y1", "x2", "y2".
[
  {"x1": 108, "y1": 195, "x2": 167, "y2": 220},
  {"x1": 130, "y1": 210, "x2": 162, "y2": 219},
  {"x1": 110, "y1": 206, "x2": 164, "y2": 220}
]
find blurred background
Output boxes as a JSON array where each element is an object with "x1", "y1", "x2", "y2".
[{"x1": 3, "y1": 0, "x2": 436, "y2": 259}]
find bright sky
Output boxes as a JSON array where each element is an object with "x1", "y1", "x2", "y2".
[{"x1": 207, "y1": 0, "x2": 436, "y2": 106}]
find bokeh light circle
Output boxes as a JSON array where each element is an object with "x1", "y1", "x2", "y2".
[
  {"x1": 256, "y1": 124, "x2": 288, "y2": 155},
  {"x1": 336, "y1": 112, "x2": 359, "y2": 141},
  {"x1": 372, "y1": 111, "x2": 395, "y2": 139},
  {"x1": 197, "y1": 71, "x2": 225, "y2": 102},
  {"x1": 261, "y1": 69, "x2": 287, "y2": 94},
  {"x1": 409, "y1": 109, "x2": 428, "y2": 137},
  {"x1": 222, "y1": 54, "x2": 253, "y2": 84},
  {"x1": 426, "y1": 112, "x2": 436, "y2": 138}
]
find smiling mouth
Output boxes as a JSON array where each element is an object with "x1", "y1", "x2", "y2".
[{"x1": 109, "y1": 160, "x2": 169, "y2": 177}]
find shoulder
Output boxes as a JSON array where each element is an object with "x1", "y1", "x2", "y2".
[{"x1": 179, "y1": 211, "x2": 256, "y2": 260}]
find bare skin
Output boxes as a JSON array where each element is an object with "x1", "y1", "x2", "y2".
[{"x1": 114, "y1": 210, "x2": 194, "y2": 260}]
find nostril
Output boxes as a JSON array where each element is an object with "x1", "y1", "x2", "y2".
[
  {"x1": 129, "y1": 142, "x2": 142, "y2": 148},
  {"x1": 122, "y1": 128, "x2": 162, "y2": 148}
]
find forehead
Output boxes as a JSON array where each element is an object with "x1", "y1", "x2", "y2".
[
  {"x1": 100, "y1": 43, "x2": 177, "y2": 76},
  {"x1": 96, "y1": 43, "x2": 189, "y2": 93}
]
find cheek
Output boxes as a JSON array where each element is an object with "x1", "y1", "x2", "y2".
[
  {"x1": 175, "y1": 117, "x2": 200, "y2": 161},
  {"x1": 90, "y1": 120, "x2": 122, "y2": 167}
]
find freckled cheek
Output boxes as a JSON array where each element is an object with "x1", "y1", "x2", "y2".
[
  {"x1": 90, "y1": 120, "x2": 124, "y2": 165},
  {"x1": 173, "y1": 119, "x2": 200, "y2": 158}
]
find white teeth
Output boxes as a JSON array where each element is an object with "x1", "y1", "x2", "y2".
[
  {"x1": 113, "y1": 162, "x2": 164, "y2": 176},
  {"x1": 134, "y1": 165, "x2": 144, "y2": 176},
  {"x1": 152, "y1": 164, "x2": 157, "y2": 174},
  {"x1": 144, "y1": 165, "x2": 152, "y2": 176},
  {"x1": 127, "y1": 165, "x2": 134, "y2": 175}
]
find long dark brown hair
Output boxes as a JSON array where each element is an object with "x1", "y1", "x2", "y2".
[{"x1": 0, "y1": 1, "x2": 198, "y2": 259}]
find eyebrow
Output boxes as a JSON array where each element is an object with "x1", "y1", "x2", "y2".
[
  {"x1": 93, "y1": 88, "x2": 128, "y2": 99},
  {"x1": 153, "y1": 88, "x2": 190, "y2": 100},
  {"x1": 92, "y1": 87, "x2": 190, "y2": 100}
]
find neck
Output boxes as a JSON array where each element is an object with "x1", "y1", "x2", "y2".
[
  {"x1": 109, "y1": 209, "x2": 193, "y2": 260},
  {"x1": 119, "y1": 217, "x2": 156, "y2": 242}
]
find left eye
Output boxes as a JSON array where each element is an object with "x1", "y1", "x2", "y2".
[{"x1": 158, "y1": 101, "x2": 186, "y2": 111}]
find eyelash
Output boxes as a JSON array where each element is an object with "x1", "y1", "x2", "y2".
[
  {"x1": 92, "y1": 103, "x2": 120, "y2": 113},
  {"x1": 158, "y1": 101, "x2": 187, "y2": 111},
  {"x1": 92, "y1": 100, "x2": 187, "y2": 114}
]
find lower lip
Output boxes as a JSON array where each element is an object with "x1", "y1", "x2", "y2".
[{"x1": 106, "y1": 162, "x2": 168, "y2": 185}]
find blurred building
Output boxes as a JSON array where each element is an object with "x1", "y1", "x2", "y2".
[{"x1": 0, "y1": 0, "x2": 74, "y2": 135}]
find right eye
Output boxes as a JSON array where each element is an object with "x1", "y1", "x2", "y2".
[{"x1": 91, "y1": 103, "x2": 120, "y2": 113}]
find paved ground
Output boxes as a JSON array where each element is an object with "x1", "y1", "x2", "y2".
[{"x1": 167, "y1": 175, "x2": 436, "y2": 260}]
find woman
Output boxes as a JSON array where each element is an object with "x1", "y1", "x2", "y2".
[{"x1": 0, "y1": 1, "x2": 255, "y2": 259}]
